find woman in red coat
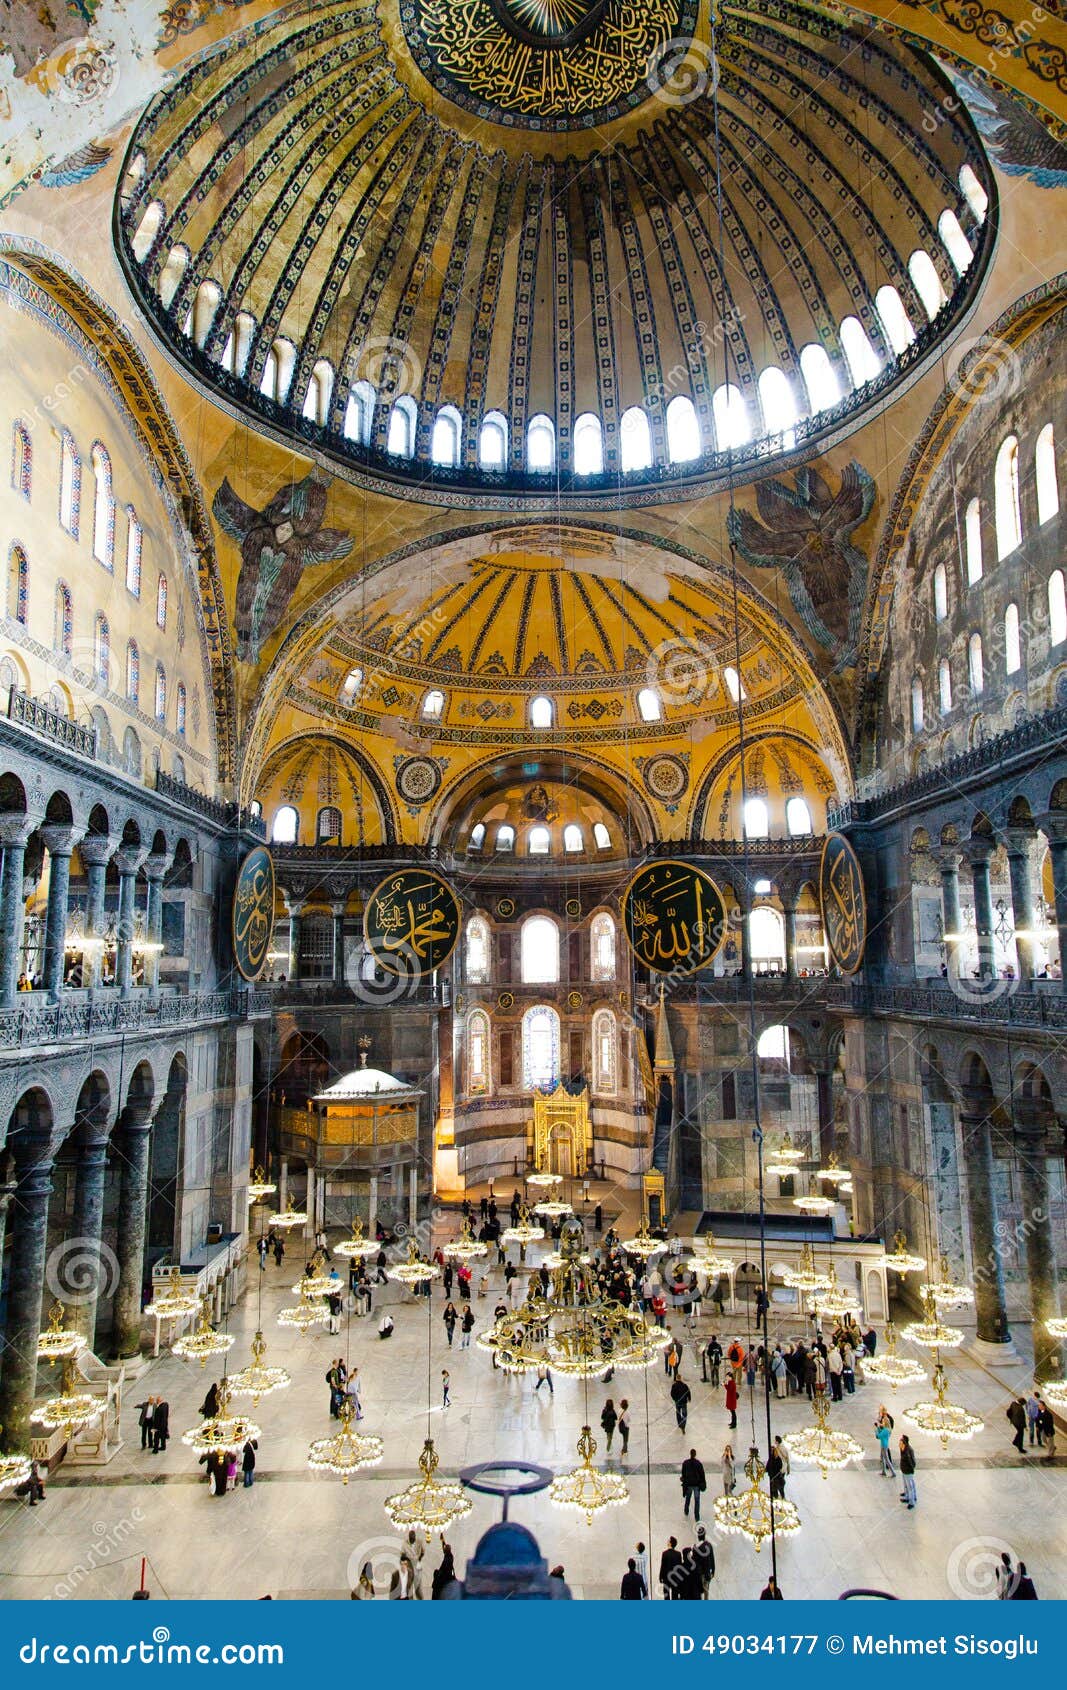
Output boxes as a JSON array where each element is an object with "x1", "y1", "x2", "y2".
[{"x1": 724, "y1": 1375, "x2": 739, "y2": 1429}]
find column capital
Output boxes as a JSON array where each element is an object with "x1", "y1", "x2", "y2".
[
  {"x1": 113, "y1": 847, "x2": 147, "y2": 877},
  {"x1": 958, "y1": 1083, "x2": 994, "y2": 1123},
  {"x1": 40, "y1": 823, "x2": 82, "y2": 858},
  {"x1": 144, "y1": 851, "x2": 173, "y2": 882},
  {"x1": 936, "y1": 849, "x2": 963, "y2": 874},
  {"x1": 1000, "y1": 826, "x2": 1036, "y2": 858},
  {"x1": 284, "y1": 893, "x2": 307, "y2": 917},
  {"x1": 330, "y1": 899, "x2": 348, "y2": 918},
  {"x1": 1013, "y1": 1095, "x2": 1053, "y2": 1137},
  {"x1": 0, "y1": 815, "x2": 36, "y2": 849},
  {"x1": 963, "y1": 837, "x2": 995, "y2": 867},
  {"x1": 78, "y1": 833, "x2": 117, "y2": 869},
  {"x1": 77, "y1": 1135, "x2": 111, "y2": 1166},
  {"x1": 1035, "y1": 811, "x2": 1067, "y2": 846}
]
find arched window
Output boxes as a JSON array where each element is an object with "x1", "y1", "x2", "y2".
[
  {"x1": 757, "y1": 366, "x2": 798, "y2": 439},
  {"x1": 749, "y1": 906, "x2": 786, "y2": 968},
  {"x1": 467, "y1": 1008, "x2": 491, "y2": 1095},
  {"x1": 712, "y1": 383, "x2": 749, "y2": 449},
  {"x1": 786, "y1": 796, "x2": 813, "y2": 836},
  {"x1": 421, "y1": 688, "x2": 445, "y2": 721},
  {"x1": 529, "y1": 694, "x2": 554, "y2": 728},
  {"x1": 191, "y1": 280, "x2": 221, "y2": 348},
  {"x1": 131, "y1": 199, "x2": 163, "y2": 264},
  {"x1": 468, "y1": 822, "x2": 485, "y2": 852},
  {"x1": 59, "y1": 430, "x2": 80, "y2": 537},
  {"x1": 7, "y1": 545, "x2": 28, "y2": 625},
  {"x1": 908, "y1": 250, "x2": 946, "y2": 321},
  {"x1": 431, "y1": 405, "x2": 462, "y2": 467},
  {"x1": 317, "y1": 804, "x2": 341, "y2": 843},
  {"x1": 125, "y1": 507, "x2": 142, "y2": 596},
  {"x1": 593, "y1": 821, "x2": 611, "y2": 850},
  {"x1": 521, "y1": 915, "x2": 560, "y2": 983},
  {"x1": 11, "y1": 421, "x2": 31, "y2": 499},
  {"x1": 839, "y1": 317, "x2": 882, "y2": 387},
  {"x1": 965, "y1": 497, "x2": 983, "y2": 585},
  {"x1": 527, "y1": 413, "x2": 555, "y2": 472},
  {"x1": 968, "y1": 631, "x2": 984, "y2": 695},
  {"x1": 527, "y1": 826, "x2": 551, "y2": 855},
  {"x1": 743, "y1": 796, "x2": 769, "y2": 838},
  {"x1": 757, "y1": 1023, "x2": 789, "y2": 1064},
  {"x1": 1036, "y1": 423, "x2": 1059, "y2": 525},
  {"x1": 620, "y1": 406, "x2": 652, "y2": 472},
  {"x1": 994, "y1": 435, "x2": 1023, "y2": 559},
  {"x1": 911, "y1": 674, "x2": 925, "y2": 733},
  {"x1": 387, "y1": 395, "x2": 417, "y2": 458},
  {"x1": 1004, "y1": 602, "x2": 1022, "y2": 675},
  {"x1": 54, "y1": 581, "x2": 73, "y2": 657},
  {"x1": 799, "y1": 344, "x2": 840, "y2": 414},
  {"x1": 302, "y1": 359, "x2": 334, "y2": 425},
  {"x1": 933, "y1": 561, "x2": 948, "y2": 621},
  {"x1": 158, "y1": 245, "x2": 189, "y2": 308},
  {"x1": 466, "y1": 915, "x2": 490, "y2": 983},
  {"x1": 723, "y1": 665, "x2": 746, "y2": 703},
  {"x1": 875, "y1": 285, "x2": 915, "y2": 356},
  {"x1": 1049, "y1": 570, "x2": 1067, "y2": 645},
  {"x1": 176, "y1": 681, "x2": 187, "y2": 736},
  {"x1": 479, "y1": 411, "x2": 508, "y2": 469},
  {"x1": 522, "y1": 1005, "x2": 560, "y2": 1089},
  {"x1": 593, "y1": 1008, "x2": 617, "y2": 1094},
  {"x1": 125, "y1": 640, "x2": 139, "y2": 704},
  {"x1": 272, "y1": 805, "x2": 298, "y2": 844},
  {"x1": 221, "y1": 311, "x2": 256, "y2": 377},
  {"x1": 573, "y1": 412, "x2": 603, "y2": 475},
  {"x1": 564, "y1": 823, "x2": 584, "y2": 853},
  {"x1": 249, "y1": 799, "x2": 263, "y2": 820},
  {"x1": 591, "y1": 912, "x2": 616, "y2": 980},
  {"x1": 154, "y1": 663, "x2": 167, "y2": 722},
  {"x1": 938, "y1": 209, "x2": 973, "y2": 275},
  {"x1": 91, "y1": 445, "x2": 114, "y2": 568},
  {"x1": 495, "y1": 823, "x2": 515, "y2": 853},
  {"x1": 666, "y1": 393, "x2": 701, "y2": 462},
  {"x1": 259, "y1": 339, "x2": 296, "y2": 403},
  {"x1": 123, "y1": 726, "x2": 141, "y2": 777},
  {"x1": 637, "y1": 686, "x2": 662, "y2": 722},
  {"x1": 938, "y1": 657, "x2": 953, "y2": 714},
  {"x1": 959, "y1": 164, "x2": 988, "y2": 223},
  {"x1": 344, "y1": 380, "x2": 376, "y2": 445},
  {"x1": 339, "y1": 667, "x2": 362, "y2": 706},
  {"x1": 94, "y1": 612, "x2": 110, "y2": 686}
]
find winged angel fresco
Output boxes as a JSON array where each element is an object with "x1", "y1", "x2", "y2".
[
  {"x1": 727, "y1": 461, "x2": 875, "y2": 671},
  {"x1": 212, "y1": 473, "x2": 355, "y2": 662}
]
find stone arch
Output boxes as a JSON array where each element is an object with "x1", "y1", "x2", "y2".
[{"x1": 148, "y1": 1052, "x2": 187, "y2": 1257}]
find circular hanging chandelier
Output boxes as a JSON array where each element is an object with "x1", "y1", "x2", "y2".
[
  {"x1": 501, "y1": 1205, "x2": 545, "y2": 1249},
  {"x1": 815, "y1": 1153, "x2": 851, "y2": 1185},
  {"x1": 267, "y1": 1196, "x2": 307, "y2": 1229},
  {"x1": 277, "y1": 1284, "x2": 329, "y2": 1331},
  {"x1": 1046, "y1": 1317, "x2": 1067, "y2": 1339},
  {"x1": 526, "y1": 1171, "x2": 563, "y2": 1188},
  {"x1": 878, "y1": 1232, "x2": 926, "y2": 1275},
  {"x1": 549, "y1": 1425, "x2": 629, "y2": 1525},
  {"x1": 307, "y1": 1398, "x2": 383, "y2": 1483},
  {"x1": 782, "y1": 1245, "x2": 831, "y2": 1294},
  {"x1": 384, "y1": 1437, "x2": 473, "y2": 1534},
  {"x1": 806, "y1": 1263, "x2": 861, "y2": 1320},
  {"x1": 33, "y1": 1361, "x2": 101, "y2": 1437},
  {"x1": 444, "y1": 1220, "x2": 489, "y2": 1262},
  {"x1": 181, "y1": 1379, "x2": 261, "y2": 1454},
  {"x1": 900, "y1": 1290, "x2": 964, "y2": 1350},
  {"x1": 386, "y1": 1240, "x2": 441, "y2": 1286},
  {"x1": 793, "y1": 1185, "x2": 835, "y2": 1217},
  {"x1": 620, "y1": 1219, "x2": 665, "y2": 1258},
  {"x1": 333, "y1": 1216, "x2": 379, "y2": 1260},
  {"x1": 683, "y1": 1233, "x2": 735, "y2": 1277},
  {"x1": 919, "y1": 1255, "x2": 974, "y2": 1310},
  {"x1": 714, "y1": 1447, "x2": 801, "y2": 1551},
  {"x1": 769, "y1": 1133, "x2": 805, "y2": 1165},
  {"x1": 1039, "y1": 1377, "x2": 1067, "y2": 1407},
  {"x1": 864, "y1": 1323, "x2": 926, "y2": 1389},
  {"x1": 172, "y1": 1298, "x2": 236, "y2": 1367},
  {"x1": 145, "y1": 1268, "x2": 200, "y2": 1323},
  {"x1": 293, "y1": 1271, "x2": 340, "y2": 1300},
  {"x1": 247, "y1": 1166, "x2": 277, "y2": 1202},
  {"x1": 228, "y1": 1329, "x2": 292, "y2": 1404},
  {"x1": 0, "y1": 1443, "x2": 32, "y2": 1496},
  {"x1": 783, "y1": 1392, "x2": 863, "y2": 1477},
  {"x1": 36, "y1": 1302, "x2": 84, "y2": 1365},
  {"x1": 532, "y1": 1199, "x2": 573, "y2": 1219},
  {"x1": 902, "y1": 1362, "x2": 983, "y2": 1447}
]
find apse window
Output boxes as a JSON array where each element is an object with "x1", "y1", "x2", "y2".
[
  {"x1": 468, "y1": 1009, "x2": 490, "y2": 1094},
  {"x1": 421, "y1": 688, "x2": 445, "y2": 721},
  {"x1": 495, "y1": 824, "x2": 515, "y2": 853},
  {"x1": 527, "y1": 414, "x2": 555, "y2": 472},
  {"x1": 712, "y1": 384, "x2": 750, "y2": 450},
  {"x1": 965, "y1": 498, "x2": 983, "y2": 585},
  {"x1": 938, "y1": 209, "x2": 973, "y2": 275},
  {"x1": 908, "y1": 250, "x2": 946, "y2": 322},
  {"x1": 723, "y1": 665, "x2": 746, "y2": 703},
  {"x1": 591, "y1": 912, "x2": 616, "y2": 980},
  {"x1": 593, "y1": 1009, "x2": 617, "y2": 1094},
  {"x1": 839, "y1": 317, "x2": 882, "y2": 388},
  {"x1": 1049, "y1": 570, "x2": 1067, "y2": 646},
  {"x1": 874, "y1": 286, "x2": 916, "y2": 357},
  {"x1": 911, "y1": 675, "x2": 925, "y2": 734},
  {"x1": 468, "y1": 822, "x2": 486, "y2": 853},
  {"x1": 994, "y1": 436, "x2": 1023, "y2": 559},
  {"x1": 302, "y1": 360, "x2": 334, "y2": 426},
  {"x1": 757, "y1": 367, "x2": 798, "y2": 442},
  {"x1": 786, "y1": 796, "x2": 813, "y2": 836},
  {"x1": 344, "y1": 381, "x2": 375, "y2": 446},
  {"x1": 753, "y1": 879, "x2": 772, "y2": 896},
  {"x1": 387, "y1": 396, "x2": 417, "y2": 459},
  {"x1": 522, "y1": 1005, "x2": 560, "y2": 1089},
  {"x1": 563, "y1": 824, "x2": 584, "y2": 853},
  {"x1": 668, "y1": 394, "x2": 702, "y2": 462},
  {"x1": 593, "y1": 821, "x2": 611, "y2": 850},
  {"x1": 743, "y1": 797, "x2": 769, "y2": 839},
  {"x1": 272, "y1": 805, "x2": 298, "y2": 844},
  {"x1": 317, "y1": 805, "x2": 341, "y2": 843},
  {"x1": 59, "y1": 431, "x2": 80, "y2": 537},
  {"x1": 527, "y1": 826, "x2": 551, "y2": 855},
  {"x1": 431, "y1": 406, "x2": 462, "y2": 468},
  {"x1": 959, "y1": 164, "x2": 988, "y2": 223},
  {"x1": 750, "y1": 907, "x2": 786, "y2": 970},
  {"x1": 91, "y1": 445, "x2": 114, "y2": 569},
  {"x1": 1036, "y1": 424, "x2": 1059, "y2": 525},
  {"x1": 573, "y1": 412, "x2": 603, "y2": 476},
  {"x1": 521, "y1": 915, "x2": 560, "y2": 984},
  {"x1": 479, "y1": 411, "x2": 508, "y2": 470},
  {"x1": 530, "y1": 694, "x2": 554, "y2": 728},
  {"x1": 637, "y1": 687, "x2": 662, "y2": 722},
  {"x1": 968, "y1": 631, "x2": 984, "y2": 696},
  {"x1": 799, "y1": 344, "x2": 840, "y2": 415},
  {"x1": 620, "y1": 406, "x2": 652, "y2": 472},
  {"x1": 466, "y1": 917, "x2": 490, "y2": 983},
  {"x1": 933, "y1": 561, "x2": 948, "y2": 622},
  {"x1": 1004, "y1": 602, "x2": 1022, "y2": 675},
  {"x1": 125, "y1": 510, "x2": 142, "y2": 598},
  {"x1": 939, "y1": 658, "x2": 953, "y2": 714}
]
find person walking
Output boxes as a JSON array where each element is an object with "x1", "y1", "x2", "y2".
[
  {"x1": 995, "y1": 1552, "x2": 1017, "y2": 1599},
  {"x1": 1039, "y1": 1398, "x2": 1056, "y2": 1459},
  {"x1": 327, "y1": 1289, "x2": 343, "y2": 1336},
  {"x1": 1026, "y1": 1390, "x2": 1044, "y2": 1447},
  {"x1": 442, "y1": 1301, "x2": 458, "y2": 1348},
  {"x1": 618, "y1": 1399, "x2": 631, "y2": 1455},
  {"x1": 724, "y1": 1373, "x2": 738, "y2": 1429},
  {"x1": 773, "y1": 1434, "x2": 790, "y2": 1486},
  {"x1": 771, "y1": 1346, "x2": 788, "y2": 1400},
  {"x1": 658, "y1": 1536, "x2": 682, "y2": 1599},
  {"x1": 136, "y1": 1396, "x2": 155, "y2": 1451},
  {"x1": 704, "y1": 1335, "x2": 722, "y2": 1387},
  {"x1": 875, "y1": 1406, "x2": 895, "y2": 1476},
  {"x1": 273, "y1": 1234, "x2": 285, "y2": 1268},
  {"x1": 722, "y1": 1443, "x2": 736, "y2": 1495},
  {"x1": 534, "y1": 1361, "x2": 554, "y2": 1395},
  {"x1": 899, "y1": 1434, "x2": 917, "y2": 1508},
  {"x1": 601, "y1": 1397, "x2": 618, "y2": 1453},
  {"x1": 1006, "y1": 1395, "x2": 1027, "y2": 1453},
  {"x1": 680, "y1": 1448, "x2": 706, "y2": 1520},
  {"x1": 760, "y1": 1575, "x2": 784, "y2": 1600},
  {"x1": 441, "y1": 1368, "x2": 451, "y2": 1409},
  {"x1": 152, "y1": 1397, "x2": 169, "y2": 1453},
  {"x1": 241, "y1": 1437, "x2": 258, "y2": 1488},
  {"x1": 766, "y1": 1441, "x2": 785, "y2": 1500},
  {"x1": 346, "y1": 1366, "x2": 364, "y2": 1420},
  {"x1": 460, "y1": 1306, "x2": 475, "y2": 1349},
  {"x1": 620, "y1": 1557, "x2": 647, "y2": 1599},
  {"x1": 693, "y1": 1525, "x2": 715, "y2": 1595},
  {"x1": 1008, "y1": 1561, "x2": 1038, "y2": 1599},
  {"x1": 670, "y1": 1373, "x2": 692, "y2": 1431}
]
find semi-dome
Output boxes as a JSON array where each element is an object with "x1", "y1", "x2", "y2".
[{"x1": 115, "y1": 0, "x2": 993, "y2": 502}]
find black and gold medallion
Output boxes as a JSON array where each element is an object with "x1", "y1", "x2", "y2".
[
  {"x1": 232, "y1": 846, "x2": 275, "y2": 982},
  {"x1": 364, "y1": 869, "x2": 462, "y2": 977},
  {"x1": 819, "y1": 833, "x2": 867, "y2": 975},
  {"x1": 622, "y1": 859, "x2": 727, "y2": 974}
]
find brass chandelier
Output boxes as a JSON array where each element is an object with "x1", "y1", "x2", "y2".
[
  {"x1": 864, "y1": 1323, "x2": 926, "y2": 1389},
  {"x1": 714, "y1": 1447, "x2": 801, "y2": 1551},
  {"x1": 782, "y1": 1244, "x2": 830, "y2": 1294},
  {"x1": 877, "y1": 1232, "x2": 927, "y2": 1276},
  {"x1": 172, "y1": 1296, "x2": 236, "y2": 1366},
  {"x1": 386, "y1": 1241, "x2": 440, "y2": 1286},
  {"x1": 620, "y1": 1219, "x2": 664, "y2": 1258},
  {"x1": 902, "y1": 1361, "x2": 983, "y2": 1448},
  {"x1": 684, "y1": 1232, "x2": 735, "y2": 1277},
  {"x1": 181, "y1": 1378, "x2": 261, "y2": 1454},
  {"x1": 307, "y1": 1398, "x2": 383, "y2": 1484},
  {"x1": 549, "y1": 1425, "x2": 629, "y2": 1525},
  {"x1": 334, "y1": 1215, "x2": 379, "y2": 1260},
  {"x1": 228, "y1": 1329, "x2": 292, "y2": 1404},
  {"x1": 145, "y1": 1268, "x2": 200, "y2": 1323},
  {"x1": 900, "y1": 1289, "x2": 964, "y2": 1350},
  {"x1": 384, "y1": 1437, "x2": 472, "y2": 1534},
  {"x1": 444, "y1": 1220, "x2": 489, "y2": 1262},
  {"x1": 36, "y1": 1302, "x2": 85, "y2": 1365},
  {"x1": 501, "y1": 1204, "x2": 545, "y2": 1249},
  {"x1": 278, "y1": 1283, "x2": 329, "y2": 1331},
  {"x1": 33, "y1": 1360, "x2": 102, "y2": 1438},
  {"x1": 247, "y1": 1166, "x2": 277, "y2": 1202},
  {"x1": 783, "y1": 1392, "x2": 863, "y2": 1477},
  {"x1": 267, "y1": 1195, "x2": 307, "y2": 1229}
]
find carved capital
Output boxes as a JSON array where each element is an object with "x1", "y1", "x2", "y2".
[
  {"x1": 40, "y1": 823, "x2": 82, "y2": 858},
  {"x1": 78, "y1": 834, "x2": 117, "y2": 869}
]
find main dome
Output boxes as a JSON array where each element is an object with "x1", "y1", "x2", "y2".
[{"x1": 116, "y1": 0, "x2": 993, "y2": 501}]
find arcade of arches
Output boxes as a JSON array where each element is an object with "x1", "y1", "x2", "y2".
[{"x1": 0, "y1": 0, "x2": 1066, "y2": 1603}]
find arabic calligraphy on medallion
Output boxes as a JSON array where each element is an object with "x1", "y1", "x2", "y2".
[
  {"x1": 364, "y1": 869, "x2": 461, "y2": 977},
  {"x1": 819, "y1": 833, "x2": 867, "y2": 975},
  {"x1": 622, "y1": 860, "x2": 727, "y2": 975},
  {"x1": 232, "y1": 846, "x2": 275, "y2": 982}
]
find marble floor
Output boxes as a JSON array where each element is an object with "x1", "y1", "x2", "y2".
[{"x1": 0, "y1": 1229, "x2": 1062, "y2": 1602}]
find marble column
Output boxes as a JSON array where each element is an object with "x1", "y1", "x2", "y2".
[
  {"x1": 111, "y1": 1105, "x2": 153, "y2": 1358},
  {"x1": 286, "y1": 897, "x2": 305, "y2": 983},
  {"x1": 331, "y1": 900, "x2": 346, "y2": 987},
  {"x1": 0, "y1": 1146, "x2": 54, "y2": 1448},
  {"x1": 1003, "y1": 829, "x2": 1037, "y2": 984},
  {"x1": 113, "y1": 849, "x2": 143, "y2": 998},
  {"x1": 938, "y1": 851, "x2": 963, "y2": 952},
  {"x1": 0, "y1": 816, "x2": 33, "y2": 1007},
  {"x1": 79, "y1": 835, "x2": 114, "y2": 990},
  {"x1": 1013, "y1": 1096, "x2": 1063, "y2": 1384},
  {"x1": 782, "y1": 898, "x2": 798, "y2": 981},
  {"x1": 41, "y1": 824, "x2": 80, "y2": 1003},
  {"x1": 143, "y1": 853, "x2": 171, "y2": 995},
  {"x1": 1036, "y1": 814, "x2": 1067, "y2": 994},
  {"x1": 965, "y1": 840, "x2": 995, "y2": 980},
  {"x1": 738, "y1": 895, "x2": 751, "y2": 981},
  {"x1": 816, "y1": 1068, "x2": 834, "y2": 1162},
  {"x1": 958, "y1": 1086, "x2": 1012, "y2": 1353},
  {"x1": 70, "y1": 1137, "x2": 110, "y2": 1349}
]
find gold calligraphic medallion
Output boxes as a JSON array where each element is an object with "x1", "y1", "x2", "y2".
[
  {"x1": 232, "y1": 846, "x2": 275, "y2": 982},
  {"x1": 820, "y1": 834, "x2": 866, "y2": 975},
  {"x1": 621, "y1": 860, "x2": 727, "y2": 975},
  {"x1": 364, "y1": 870, "x2": 461, "y2": 977}
]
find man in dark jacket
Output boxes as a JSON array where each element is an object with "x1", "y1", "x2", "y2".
[
  {"x1": 658, "y1": 1536, "x2": 682, "y2": 1599},
  {"x1": 151, "y1": 1398, "x2": 169, "y2": 1453},
  {"x1": 1006, "y1": 1396, "x2": 1027, "y2": 1453},
  {"x1": 671, "y1": 1374, "x2": 692, "y2": 1431},
  {"x1": 899, "y1": 1434, "x2": 917, "y2": 1508},
  {"x1": 703, "y1": 1335, "x2": 722, "y2": 1386},
  {"x1": 766, "y1": 1443, "x2": 785, "y2": 1500},
  {"x1": 135, "y1": 1397, "x2": 154, "y2": 1450},
  {"x1": 692, "y1": 1526, "x2": 715, "y2": 1595},
  {"x1": 680, "y1": 1448, "x2": 707, "y2": 1520},
  {"x1": 620, "y1": 1557, "x2": 646, "y2": 1599}
]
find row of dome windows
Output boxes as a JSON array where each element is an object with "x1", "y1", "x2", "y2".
[
  {"x1": 911, "y1": 568, "x2": 1067, "y2": 729},
  {"x1": 935, "y1": 428, "x2": 1059, "y2": 613},
  {"x1": 132, "y1": 173, "x2": 982, "y2": 472},
  {"x1": 335, "y1": 671, "x2": 746, "y2": 724}
]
